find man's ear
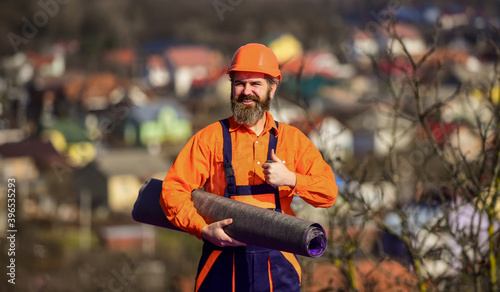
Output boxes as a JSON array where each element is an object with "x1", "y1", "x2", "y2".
[{"x1": 269, "y1": 83, "x2": 278, "y2": 100}]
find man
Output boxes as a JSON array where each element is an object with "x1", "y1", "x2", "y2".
[{"x1": 160, "y1": 43, "x2": 338, "y2": 292}]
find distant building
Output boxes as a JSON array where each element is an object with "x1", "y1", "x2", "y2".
[
  {"x1": 0, "y1": 139, "x2": 67, "y2": 230},
  {"x1": 73, "y1": 149, "x2": 171, "y2": 213},
  {"x1": 0, "y1": 139, "x2": 65, "y2": 179},
  {"x1": 143, "y1": 44, "x2": 226, "y2": 98},
  {"x1": 345, "y1": 103, "x2": 416, "y2": 157},
  {"x1": 99, "y1": 224, "x2": 156, "y2": 252},
  {"x1": 123, "y1": 99, "x2": 193, "y2": 154}
]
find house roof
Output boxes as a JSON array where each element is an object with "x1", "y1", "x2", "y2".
[
  {"x1": 0, "y1": 139, "x2": 66, "y2": 167},
  {"x1": 166, "y1": 45, "x2": 224, "y2": 68},
  {"x1": 63, "y1": 72, "x2": 127, "y2": 107},
  {"x1": 280, "y1": 51, "x2": 339, "y2": 78},
  {"x1": 93, "y1": 149, "x2": 171, "y2": 176},
  {"x1": 416, "y1": 48, "x2": 471, "y2": 67},
  {"x1": 103, "y1": 48, "x2": 136, "y2": 66},
  {"x1": 25, "y1": 51, "x2": 55, "y2": 68},
  {"x1": 381, "y1": 22, "x2": 422, "y2": 39}
]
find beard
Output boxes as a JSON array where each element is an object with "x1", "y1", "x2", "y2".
[{"x1": 231, "y1": 90, "x2": 272, "y2": 126}]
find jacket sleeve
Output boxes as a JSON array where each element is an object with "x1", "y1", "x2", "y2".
[
  {"x1": 289, "y1": 132, "x2": 338, "y2": 208},
  {"x1": 160, "y1": 134, "x2": 211, "y2": 239}
]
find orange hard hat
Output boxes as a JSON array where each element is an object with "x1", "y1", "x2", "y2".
[{"x1": 226, "y1": 43, "x2": 281, "y2": 83}]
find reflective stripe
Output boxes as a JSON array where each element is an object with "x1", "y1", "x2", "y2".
[
  {"x1": 268, "y1": 255, "x2": 274, "y2": 292},
  {"x1": 197, "y1": 242, "x2": 300, "y2": 291},
  {"x1": 232, "y1": 253, "x2": 235, "y2": 292},
  {"x1": 195, "y1": 250, "x2": 222, "y2": 292},
  {"x1": 281, "y1": 251, "x2": 302, "y2": 283}
]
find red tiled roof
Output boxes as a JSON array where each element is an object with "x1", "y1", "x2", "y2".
[
  {"x1": 281, "y1": 51, "x2": 338, "y2": 78},
  {"x1": 25, "y1": 51, "x2": 55, "y2": 68},
  {"x1": 63, "y1": 72, "x2": 126, "y2": 104},
  {"x1": 166, "y1": 46, "x2": 223, "y2": 68},
  {"x1": 416, "y1": 48, "x2": 471, "y2": 66},
  {"x1": 103, "y1": 48, "x2": 136, "y2": 65}
]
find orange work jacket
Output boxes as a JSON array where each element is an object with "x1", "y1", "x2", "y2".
[{"x1": 160, "y1": 112, "x2": 338, "y2": 239}]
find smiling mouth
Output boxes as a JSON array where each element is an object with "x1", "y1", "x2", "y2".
[{"x1": 242, "y1": 99, "x2": 255, "y2": 105}]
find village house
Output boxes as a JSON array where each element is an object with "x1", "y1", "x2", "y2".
[{"x1": 73, "y1": 148, "x2": 170, "y2": 214}]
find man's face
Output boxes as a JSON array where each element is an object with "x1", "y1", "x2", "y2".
[{"x1": 230, "y1": 71, "x2": 277, "y2": 126}]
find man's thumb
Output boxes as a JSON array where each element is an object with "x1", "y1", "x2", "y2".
[
  {"x1": 220, "y1": 218, "x2": 233, "y2": 227},
  {"x1": 271, "y1": 149, "x2": 281, "y2": 162}
]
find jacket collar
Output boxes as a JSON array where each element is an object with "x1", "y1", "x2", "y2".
[{"x1": 228, "y1": 112, "x2": 279, "y2": 137}]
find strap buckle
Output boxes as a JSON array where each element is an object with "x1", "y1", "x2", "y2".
[{"x1": 223, "y1": 163, "x2": 235, "y2": 178}]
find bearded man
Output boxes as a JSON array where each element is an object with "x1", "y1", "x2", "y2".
[{"x1": 160, "y1": 43, "x2": 338, "y2": 292}]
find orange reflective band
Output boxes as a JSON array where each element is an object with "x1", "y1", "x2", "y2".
[
  {"x1": 195, "y1": 250, "x2": 222, "y2": 292},
  {"x1": 268, "y1": 255, "x2": 274, "y2": 292},
  {"x1": 232, "y1": 253, "x2": 236, "y2": 292},
  {"x1": 281, "y1": 252, "x2": 302, "y2": 283}
]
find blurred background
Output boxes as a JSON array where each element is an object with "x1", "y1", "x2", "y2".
[{"x1": 0, "y1": 0, "x2": 499, "y2": 291}]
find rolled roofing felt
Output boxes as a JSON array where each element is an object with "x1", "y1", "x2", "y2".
[
  {"x1": 132, "y1": 178, "x2": 183, "y2": 232},
  {"x1": 132, "y1": 178, "x2": 327, "y2": 257}
]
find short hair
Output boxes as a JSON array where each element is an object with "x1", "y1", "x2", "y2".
[{"x1": 265, "y1": 76, "x2": 279, "y2": 86}]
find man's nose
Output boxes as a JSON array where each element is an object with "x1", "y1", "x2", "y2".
[{"x1": 243, "y1": 83, "x2": 252, "y2": 95}]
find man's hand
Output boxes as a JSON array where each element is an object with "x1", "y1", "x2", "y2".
[
  {"x1": 262, "y1": 149, "x2": 297, "y2": 188},
  {"x1": 201, "y1": 218, "x2": 246, "y2": 247}
]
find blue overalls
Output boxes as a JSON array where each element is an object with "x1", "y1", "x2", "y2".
[{"x1": 194, "y1": 119, "x2": 301, "y2": 292}]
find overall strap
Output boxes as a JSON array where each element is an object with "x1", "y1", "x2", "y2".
[
  {"x1": 219, "y1": 119, "x2": 236, "y2": 197},
  {"x1": 267, "y1": 126, "x2": 278, "y2": 162},
  {"x1": 265, "y1": 123, "x2": 281, "y2": 211},
  {"x1": 219, "y1": 119, "x2": 282, "y2": 212}
]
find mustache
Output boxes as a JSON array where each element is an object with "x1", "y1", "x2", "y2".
[{"x1": 236, "y1": 94, "x2": 259, "y2": 102}]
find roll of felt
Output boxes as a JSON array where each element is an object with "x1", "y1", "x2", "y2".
[
  {"x1": 132, "y1": 178, "x2": 183, "y2": 231},
  {"x1": 132, "y1": 178, "x2": 327, "y2": 257}
]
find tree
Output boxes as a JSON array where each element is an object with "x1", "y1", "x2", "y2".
[{"x1": 292, "y1": 19, "x2": 500, "y2": 292}]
